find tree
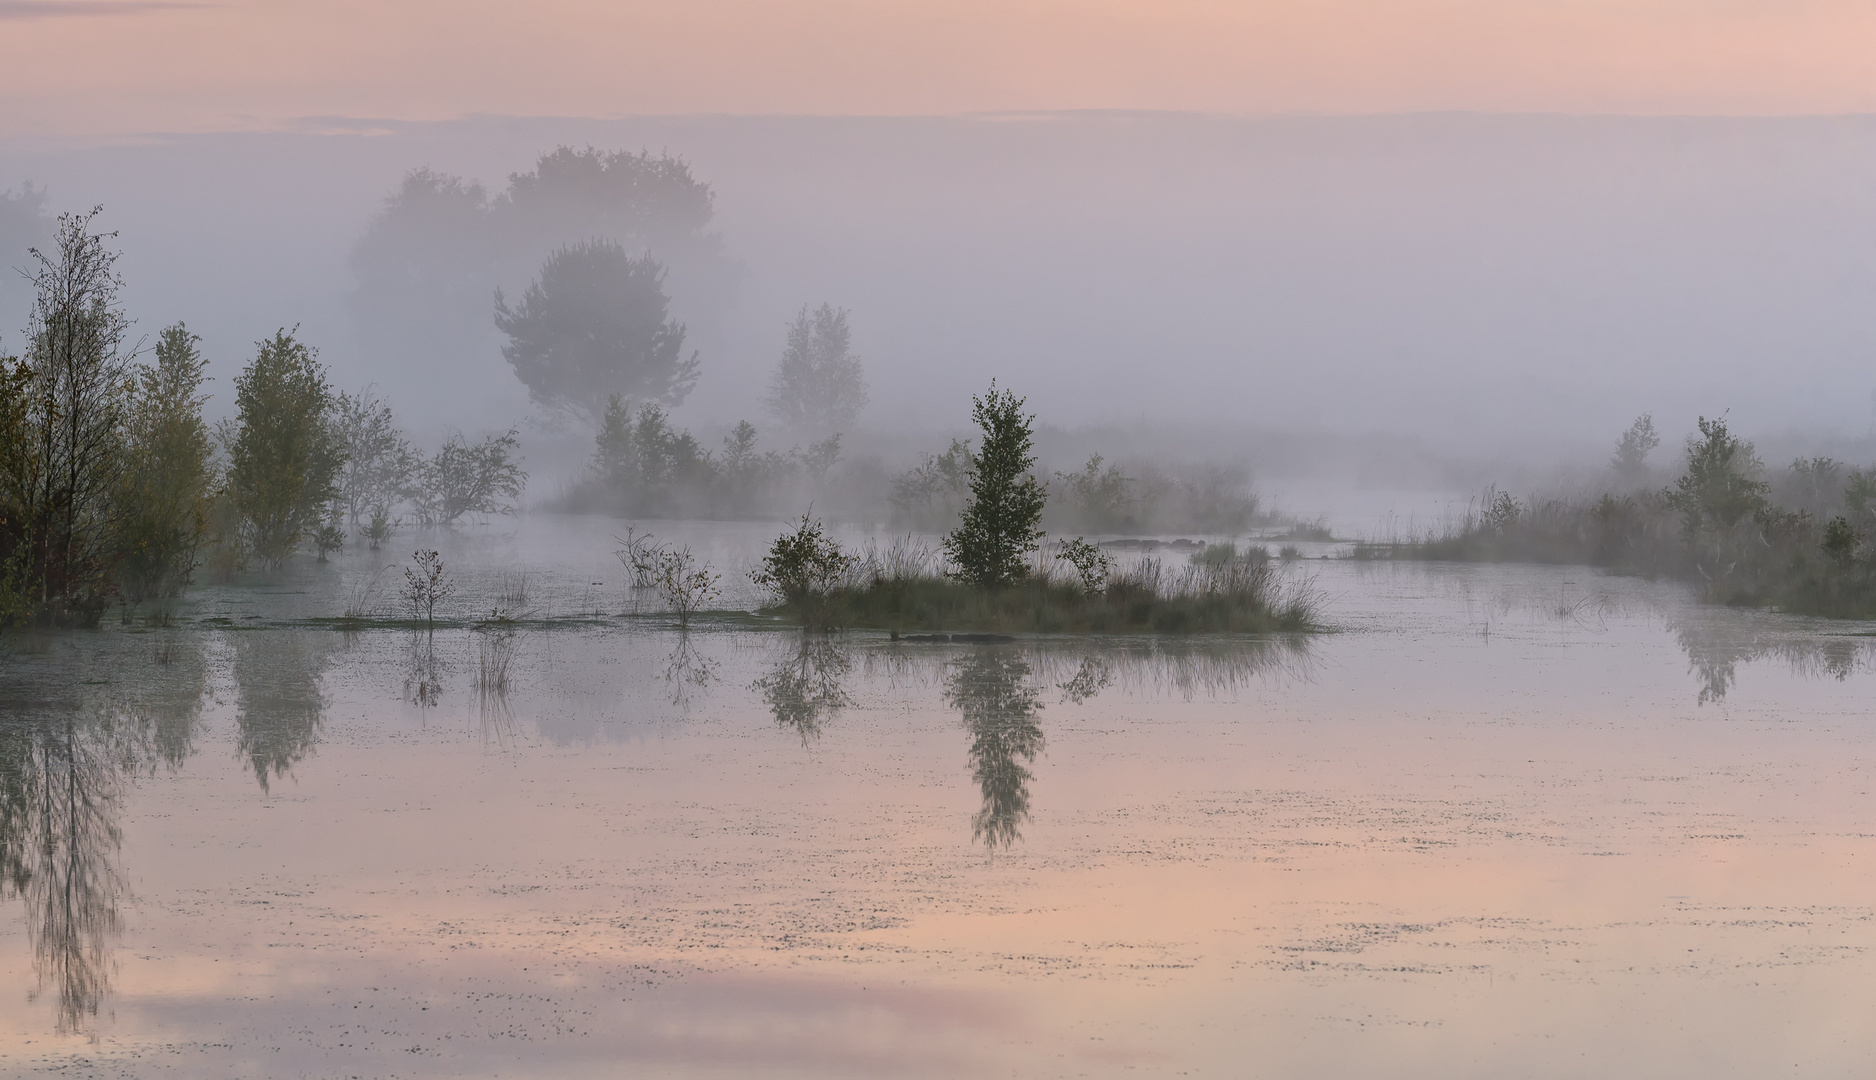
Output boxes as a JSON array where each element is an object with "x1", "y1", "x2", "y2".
[
  {"x1": 412, "y1": 429, "x2": 526, "y2": 527},
  {"x1": 331, "y1": 388, "x2": 418, "y2": 527},
  {"x1": 1612, "y1": 413, "x2": 1660, "y2": 482},
  {"x1": 0, "y1": 208, "x2": 134, "y2": 624},
  {"x1": 1666, "y1": 415, "x2": 1767, "y2": 535},
  {"x1": 943, "y1": 382, "x2": 1047, "y2": 589},
  {"x1": 348, "y1": 150, "x2": 728, "y2": 416},
  {"x1": 118, "y1": 323, "x2": 215, "y2": 601},
  {"x1": 494, "y1": 239, "x2": 697, "y2": 427},
  {"x1": 224, "y1": 330, "x2": 343, "y2": 569},
  {"x1": 762, "y1": 304, "x2": 867, "y2": 438}
]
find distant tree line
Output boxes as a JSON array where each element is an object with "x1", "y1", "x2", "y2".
[
  {"x1": 0, "y1": 211, "x2": 527, "y2": 628},
  {"x1": 1368, "y1": 411, "x2": 1876, "y2": 618}
]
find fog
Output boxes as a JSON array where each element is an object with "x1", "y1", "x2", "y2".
[{"x1": 4, "y1": 111, "x2": 1876, "y2": 503}]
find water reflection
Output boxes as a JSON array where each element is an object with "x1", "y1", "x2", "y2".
[
  {"x1": 945, "y1": 648, "x2": 1046, "y2": 851},
  {"x1": 0, "y1": 704, "x2": 137, "y2": 1032},
  {"x1": 232, "y1": 632, "x2": 334, "y2": 792},
  {"x1": 136, "y1": 631, "x2": 210, "y2": 769},
  {"x1": 404, "y1": 632, "x2": 445, "y2": 711},
  {"x1": 661, "y1": 632, "x2": 718, "y2": 707},
  {"x1": 753, "y1": 634, "x2": 853, "y2": 745},
  {"x1": 1671, "y1": 614, "x2": 1876, "y2": 703}
]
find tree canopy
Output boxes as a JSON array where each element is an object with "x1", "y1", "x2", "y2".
[{"x1": 494, "y1": 239, "x2": 698, "y2": 428}]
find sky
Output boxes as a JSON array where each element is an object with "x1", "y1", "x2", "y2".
[
  {"x1": 2, "y1": 2, "x2": 1876, "y2": 492},
  {"x1": 4, "y1": 0, "x2": 1876, "y2": 137}
]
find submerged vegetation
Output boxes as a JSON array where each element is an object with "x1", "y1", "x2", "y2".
[{"x1": 1363, "y1": 413, "x2": 1876, "y2": 617}]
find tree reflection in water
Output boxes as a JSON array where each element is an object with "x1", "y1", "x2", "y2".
[
  {"x1": 233, "y1": 631, "x2": 335, "y2": 792},
  {"x1": 0, "y1": 704, "x2": 138, "y2": 1033},
  {"x1": 1672, "y1": 613, "x2": 1876, "y2": 704},
  {"x1": 753, "y1": 634, "x2": 853, "y2": 745},
  {"x1": 661, "y1": 631, "x2": 718, "y2": 707},
  {"x1": 945, "y1": 647, "x2": 1046, "y2": 852}
]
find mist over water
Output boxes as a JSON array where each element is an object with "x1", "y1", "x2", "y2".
[
  {"x1": 8, "y1": 105, "x2": 1876, "y2": 1077},
  {"x1": 5, "y1": 112, "x2": 1876, "y2": 498}
]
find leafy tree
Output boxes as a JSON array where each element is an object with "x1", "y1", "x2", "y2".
[
  {"x1": 118, "y1": 323, "x2": 214, "y2": 601},
  {"x1": 1666, "y1": 415, "x2": 1767, "y2": 535},
  {"x1": 331, "y1": 388, "x2": 418, "y2": 527},
  {"x1": 762, "y1": 303, "x2": 867, "y2": 438},
  {"x1": 413, "y1": 429, "x2": 526, "y2": 527},
  {"x1": 943, "y1": 382, "x2": 1047, "y2": 589},
  {"x1": 224, "y1": 330, "x2": 343, "y2": 569},
  {"x1": 0, "y1": 209, "x2": 134, "y2": 624},
  {"x1": 348, "y1": 150, "x2": 726, "y2": 408},
  {"x1": 494, "y1": 239, "x2": 697, "y2": 427},
  {"x1": 1611, "y1": 413, "x2": 1661, "y2": 482}
]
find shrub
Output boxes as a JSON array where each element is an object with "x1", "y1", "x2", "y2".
[
  {"x1": 651, "y1": 545, "x2": 718, "y2": 624},
  {"x1": 1057, "y1": 537, "x2": 1112, "y2": 595},
  {"x1": 752, "y1": 514, "x2": 857, "y2": 626}
]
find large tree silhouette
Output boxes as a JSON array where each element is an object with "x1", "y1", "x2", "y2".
[{"x1": 494, "y1": 239, "x2": 698, "y2": 428}]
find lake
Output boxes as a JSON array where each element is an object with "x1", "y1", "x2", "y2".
[{"x1": 1, "y1": 516, "x2": 1872, "y2": 1078}]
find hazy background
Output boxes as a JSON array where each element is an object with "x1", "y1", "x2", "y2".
[{"x1": 4, "y1": 112, "x2": 1875, "y2": 493}]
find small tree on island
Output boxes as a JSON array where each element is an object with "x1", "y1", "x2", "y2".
[{"x1": 943, "y1": 382, "x2": 1046, "y2": 589}]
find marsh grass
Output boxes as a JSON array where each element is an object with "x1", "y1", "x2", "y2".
[
  {"x1": 1356, "y1": 485, "x2": 1876, "y2": 618},
  {"x1": 767, "y1": 536, "x2": 1320, "y2": 634}
]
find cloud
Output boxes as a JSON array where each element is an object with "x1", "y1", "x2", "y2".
[{"x1": 0, "y1": 1, "x2": 204, "y2": 19}]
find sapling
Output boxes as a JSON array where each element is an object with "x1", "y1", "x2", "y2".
[{"x1": 403, "y1": 549, "x2": 455, "y2": 629}]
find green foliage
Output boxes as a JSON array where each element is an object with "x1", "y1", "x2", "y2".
[
  {"x1": 1667, "y1": 415, "x2": 1767, "y2": 534},
  {"x1": 224, "y1": 329, "x2": 343, "y2": 570},
  {"x1": 761, "y1": 536, "x2": 1317, "y2": 634},
  {"x1": 943, "y1": 383, "x2": 1047, "y2": 589},
  {"x1": 1057, "y1": 537, "x2": 1112, "y2": 595},
  {"x1": 0, "y1": 208, "x2": 134, "y2": 625},
  {"x1": 117, "y1": 323, "x2": 214, "y2": 602},
  {"x1": 762, "y1": 303, "x2": 868, "y2": 438},
  {"x1": 752, "y1": 514, "x2": 858, "y2": 626},
  {"x1": 494, "y1": 239, "x2": 698, "y2": 427}
]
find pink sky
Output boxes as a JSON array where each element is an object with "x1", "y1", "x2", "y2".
[{"x1": 3, "y1": 0, "x2": 1876, "y2": 136}]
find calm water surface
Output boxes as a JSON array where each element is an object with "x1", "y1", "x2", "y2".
[{"x1": 2, "y1": 517, "x2": 1874, "y2": 1078}]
